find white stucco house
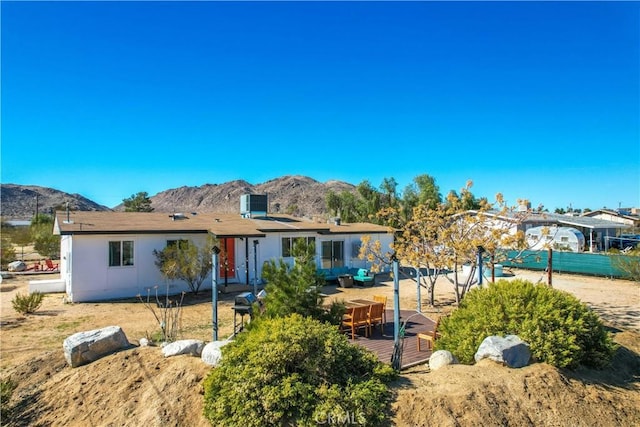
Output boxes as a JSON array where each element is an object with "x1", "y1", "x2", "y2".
[{"x1": 48, "y1": 206, "x2": 394, "y2": 302}]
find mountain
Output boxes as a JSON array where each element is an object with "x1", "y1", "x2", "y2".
[
  {"x1": 2, "y1": 176, "x2": 356, "y2": 220},
  {"x1": 131, "y1": 175, "x2": 356, "y2": 220},
  {"x1": 1, "y1": 184, "x2": 111, "y2": 219}
]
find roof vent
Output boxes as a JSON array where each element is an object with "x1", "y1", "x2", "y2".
[{"x1": 169, "y1": 213, "x2": 188, "y2": 221}]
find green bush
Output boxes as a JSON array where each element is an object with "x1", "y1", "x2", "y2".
[
  {"x1": 12, "y1": 291, "x2": 44, "y2": 315},
  {"x1": 203, "y1": 314, "x2": 396, "y2": 426},
  {"x1": 1, "y1": 378, "x2": 16, "y2": 419},
  {"x1": 435, "y1": 279, "x2": 616, "y2": 369}
]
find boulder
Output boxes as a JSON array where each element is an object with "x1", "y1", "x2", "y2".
[
  {"x1": 63, "y1": 326, "x2": 130, "y2": 368},
  {"x1": 8, "y1": 261, "x2": 26, "y2": 272},
  {"x1": 162, "y1": 339, "x2": 205, "y2": 358},
  {"x1": 429, "y1": 350, "x2": 458, "y2": 371},
  {"x1": 139, "y1": 338, "x2": 150, "y2": 347},
  {"x1": 474, "y1": 335, "x2": 531, "y2": 368},
  {"x1": 201, "y1": 340, "x2": 233, "y2": 366}
]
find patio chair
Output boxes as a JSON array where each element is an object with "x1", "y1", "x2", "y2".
[
  {"x1": 372, "y1": 295, "x2": 387, "y2": 324},
  {"x1": 342, "y1": 305, "x2": 369, "y2": 340},
  {"x1": 417, "y1": 316, "x2": 443, "y2": 352},
  {"x1": 44, "y1": 259, "x2": 59, "y2": 271},
  {"x1": 367, "y1": 302, "x2": 385, "y2": 336}
]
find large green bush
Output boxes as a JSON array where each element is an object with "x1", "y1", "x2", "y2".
[
  {"x1": 203, "y1": 314, "x2": 396, "y2": 426},
  {"x1": 435, "y1": 279, "x2": 616, "y2": 369}
]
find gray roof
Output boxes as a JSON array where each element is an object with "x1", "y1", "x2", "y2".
[{"x1": 488, "y1": 211, "x2": 628, "y2": 230}]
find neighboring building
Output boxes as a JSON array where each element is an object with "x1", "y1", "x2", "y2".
[
  {"x1": 581, "y1": 209, "x2": 640, "y2": 228},
  {"x1": 50, "y1": 207, "x2": 393, "y2": 302},
  {"x1": 476, "y1": 210, "x2": 628, "y2": 252}
]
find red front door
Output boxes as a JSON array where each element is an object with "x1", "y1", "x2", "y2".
[{"x1": 220, "y1": 238, "x2": 235, "y2": 279}]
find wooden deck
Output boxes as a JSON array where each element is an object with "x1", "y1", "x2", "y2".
[{"x1": 345, "y1": 309, "x2": 436, "y2": 370}]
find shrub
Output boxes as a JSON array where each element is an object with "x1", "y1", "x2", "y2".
[
  {"x1": 203, "y1": 314, "x2": 396, "y2": 426},
  {"x1": 435, "y1": 279, "x2": 616, "y2": 369},
  {"x1": 261, "y1": 239, "x2": 345, "y2": 325},
  {"x1": 1, "y1": 378, "x2": 16, "y2": 419},
  {"x1": 12, "y1": 291, "x2": 44, "y2": 315}
]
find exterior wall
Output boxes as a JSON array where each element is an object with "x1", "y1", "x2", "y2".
[
  {"x1": 64, "y1": 231, "x2": 393, "y2": 302},
  {"x1": 68, "y1": 233, "x2": 213, "y2": 302}
]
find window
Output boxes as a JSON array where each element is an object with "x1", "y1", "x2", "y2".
[
  {"x1": 109, "y1": 241, "x2": 134, "y2": 267},
  {"x1": 167, "y1": 239, "x2": 189, "y2": 249},
  {"x1": 351, "y1": 242, "x2": 362, "y2": 258},
  {"x1": 321, "y1": 240, "x2": 344, "y2": 269},
  {"x1": 282, "y1": 236, "x2": 316, "y2": 257}
]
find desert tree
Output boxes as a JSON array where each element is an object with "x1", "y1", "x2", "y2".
[
  {"x1": 123, "y1": 191, "x2": 154, "y2": 212},
  {"x1": 362, "y1": 181, "x2": 529, "y2": 305},
  {"x1": 0, "y1": 236, "x2": 16, "y2": 269},
  {"x1": 153, "y1": 234, "x2": 218, "y2": 294},
  {"x1": 260, "y1": 239, "x2": 344, "y2": 324},
  {"x1": 30, "y1": 214, "x2": 60, "y2": 259},
  {"x1": 325, "y1": 190, "x2": 341, "y2": 217},
  {"x1": 380, "y1": 177, "x2": 399, "y2": 209},
  {"x1": 355, "y1": 180, "x2": 384, "y2": 223},
  {"x1": 611, "y1": 248, "x2": 640, "y2": 282}
]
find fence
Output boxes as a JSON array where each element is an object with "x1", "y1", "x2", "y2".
[{"x1": 501, "y1": 250, "x2": 635, "y2": 279}]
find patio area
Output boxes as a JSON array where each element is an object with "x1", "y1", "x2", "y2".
[{"x1": 344, "y1": 308, "x2": 437, "y2": 370}]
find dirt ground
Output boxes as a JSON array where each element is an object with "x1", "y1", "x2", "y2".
[{"x1": 1, "y1": 269, "x2": 639, "y2": 426}]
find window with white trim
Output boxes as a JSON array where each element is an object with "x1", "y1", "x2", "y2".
[
  {"x1": 109, "y1": 240, "x2": 134, "y2": 267},
  {"x1": 282, "y1": 236, "x2": 316, "y2": 257}
]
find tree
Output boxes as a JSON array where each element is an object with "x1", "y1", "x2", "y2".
[
  {"x1": 414, "y1": 174, "x2": 442, "y2": 209},
  {"x1": 355, "y1": 180, "x2": 383, "y2": 223},
  {"x1": 611, "y1": 249, "x2": 640, "y2": 282},
  {"x1": 123, "y1": 191, "x2": 154, "y2": 212},
  {"x1": 31, "y1": 214, "x2": 60, "y2": 259},
  {"x1": 153, "y1": 234, "x2": 218, "y2": 294},
  {"x1": 325, "y1": 190, "x2": 341, "y2": 217},
  {"x1": 261, "y1": 239, "x2": 343, "y2": 324},
  {"x1": 0, "y1": 237, "x2": 16, "y2": 269},
  {"x1": 364, "y1": 181, "x2": 528, "y2": 305},
  {"x1": 380, "y1": 177, "x2": 398, "y2": 209}
]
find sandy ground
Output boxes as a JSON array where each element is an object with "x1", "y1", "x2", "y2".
[{"x1": 1, "y1": 270, "x2": 639, "y2": 426}]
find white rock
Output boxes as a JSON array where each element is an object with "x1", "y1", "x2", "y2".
[
  {"x1": 63, "y1": 326, "x2": 130, "y2": 368},
  {"x1": 8, "y1": 261, "x2": 26, "y2": 272},
  {"x1": 429, "y1": 350, "x2": 458, "y2": 371},
  {"x1": 201, "y1": 340, "x2": 233, "y2": 366},
  {"x1": 474, "y1": 335, "x2": 531, "y2": 368},
  {"x1": 139, "y1": 338, "x2": 150, "y2": 347},
  {"x1": 161, "y1": 339, "x2": 205, "y2": 357}
]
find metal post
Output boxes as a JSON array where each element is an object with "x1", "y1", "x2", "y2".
[
  {"x1": 415, "y1": 266, "x2": 421, "y2": 313},
  {"x1": 393, "y1": 256, "x2": 400, "y2": 348},
  {"x1": 477, "y1": 246, "x2": 485, "y2": 287},
  {"x1": 547, "y1": 248, "x2": 553, "y2": 287},
  {"x1": 491, "y1": 254, "x2": 495, "y2": 283},
  {"x1": 253, "y1": 240, "x2": 259, "y2": 296},
  {"x1": 212, "y1": 246, "x2": 221, "y2": 341},
  {"x1": 245, "y1": 238, "x2": 249, "y2": 285}
]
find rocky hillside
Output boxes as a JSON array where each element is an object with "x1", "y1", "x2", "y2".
[
  {"x1": 0, "y1": 184, "x2": 111, "y2": 219},
  {"x1": 135, "y1": 175, "x2": 356, "y2": 219},
  {"x1": 2, "y1": 176, "x2": 356, "y2": 220}
]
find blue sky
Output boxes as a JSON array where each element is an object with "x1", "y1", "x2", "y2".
[{"x1": 2, "y1": 1, "x2": 638, "y2": 211}]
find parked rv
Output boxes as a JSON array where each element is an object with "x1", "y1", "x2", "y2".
[{"x1": 525, "y1": 226, "x2": 585, "y2": 252}]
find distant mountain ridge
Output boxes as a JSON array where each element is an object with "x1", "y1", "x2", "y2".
[
  {"x1": 1, "y1": 184, "x2": 111, "y2": 219},
  {"x1": 2, "y1": 176, "x2": 356, "y2": 221}
]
